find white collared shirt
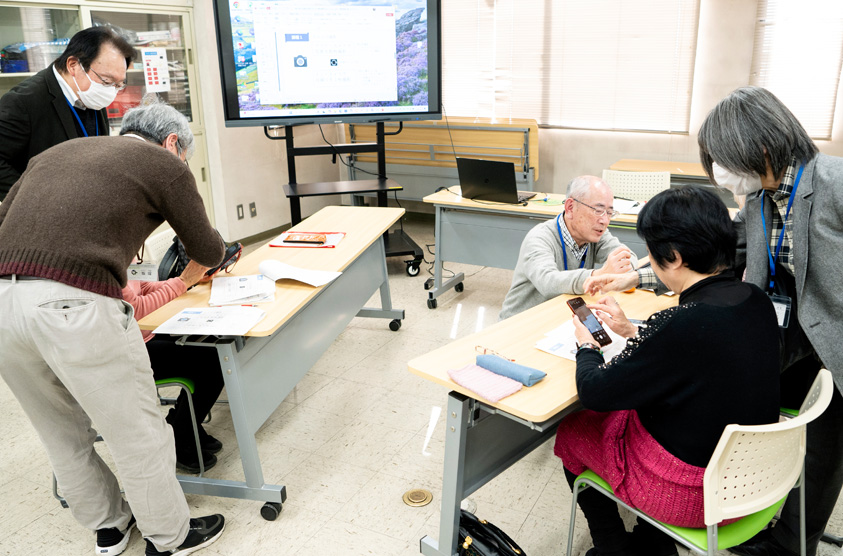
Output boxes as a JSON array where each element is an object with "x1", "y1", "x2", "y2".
[{"x1": 52, "y1": 64, "x2": 86, "y2": 109}]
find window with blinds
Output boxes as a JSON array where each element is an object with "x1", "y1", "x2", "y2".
[
  {"x1": 441, "y1": 0, "x2": 700, "y2": 133},
  {"x1": 750, "y1": 0, "x2": 843, "y2": 140}
]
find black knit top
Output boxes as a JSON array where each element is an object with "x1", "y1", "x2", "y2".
[{"x1": 575, "y1": 272, "x2": 781, "y2": 467}]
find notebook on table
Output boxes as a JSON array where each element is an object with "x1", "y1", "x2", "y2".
[{"x1": 456, "y1": 157, "x2": 536, "y2": 204}]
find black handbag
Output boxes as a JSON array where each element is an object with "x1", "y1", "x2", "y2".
[{"x1": 458, "y1": 510, "x2": 525, "y2": 556}]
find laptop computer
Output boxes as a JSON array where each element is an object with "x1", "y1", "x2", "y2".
[{"x1": 456, "y1": 158, "x2": 536, "y2": 204}]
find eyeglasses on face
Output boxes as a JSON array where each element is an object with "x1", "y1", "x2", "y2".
[
  {"x1": 89, "y1": 68, "x2": 127, "y2": 91},
  {"x1": 572, "y1": 198, "x2": 619, "y2": 218}
]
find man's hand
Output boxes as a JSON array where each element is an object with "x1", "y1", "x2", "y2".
[
  {"x1": 593, "y1": 246, "x2": 634, "y2": 277},
  {"x1": 588, "y1": 296, "x2": 637, "y2": 338},
  {"x1": 584, "y1": 272, "x2": 640, "y2": 295},
  {"x1": 178, "y1": 260, "x2": 214, "y2": 288}
]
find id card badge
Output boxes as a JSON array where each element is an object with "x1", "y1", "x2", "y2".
[
  {"x1": 768, "y1": 294, "x2": 792, "y2": 328},
  {"x1": 127, "y1": 262, "x2": 158, "y2": 282}
]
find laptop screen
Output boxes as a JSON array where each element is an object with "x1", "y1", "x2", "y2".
[{"x1": 456, "y1": 158, "x2": 520, "y2": 204}]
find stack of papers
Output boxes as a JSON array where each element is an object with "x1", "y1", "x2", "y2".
[
  {"x1": 153, "y1": 306, "x2": 266, "y2": 336},
  {"x1": 535, "y1": 320, "x2": 629, "y2": 362},
  {"x1": 258, "y1": 260, "x2": 341, "y2": 287},
  {"x1": 209, "y1": 274, "x2": 275, "y2": 306}
]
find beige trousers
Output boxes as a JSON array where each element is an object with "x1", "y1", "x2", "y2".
[{"x1": 0, "y1": 277, "x2": 189, "y2": 550}]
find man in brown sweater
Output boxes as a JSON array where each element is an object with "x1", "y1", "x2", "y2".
[{"x1": 0, "y1": 100, "x2": 226, "y2": 556}]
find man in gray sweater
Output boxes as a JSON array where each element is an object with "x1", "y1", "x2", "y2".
[{"x1": 500, "y1": 175, "x2": 637, "y2": 319}]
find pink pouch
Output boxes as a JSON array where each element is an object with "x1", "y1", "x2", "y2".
[{"x1": 447, "y1": 363, "x2": 522, "y2": 403}]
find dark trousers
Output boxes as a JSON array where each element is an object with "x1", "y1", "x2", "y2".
[
  {"x1": 146, "y1": 335, "x2": 225, "y2": 458},
  {"x1": 564, "y1": 468, "x2": 676, "y2": 556},
  {"x1": 773, "y1": 366, "x2": 843, "y2": 556}
]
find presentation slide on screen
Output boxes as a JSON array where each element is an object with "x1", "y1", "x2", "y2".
[{"x1": 227, "y1": 0, "x2": 430, "y2": 119}]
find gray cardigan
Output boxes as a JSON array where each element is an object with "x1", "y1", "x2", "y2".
[
  {"x1": 738, "y1": 154, "x2": 843, "y2": 391},
  {"x1": 499, "y1": 217, "x2": 635, "y2": 319}
]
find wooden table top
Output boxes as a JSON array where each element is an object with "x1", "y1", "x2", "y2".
[
  {"x1": 138, "y1": 205, "x2": 405, "y2": 337},
  {"x1": 408, "y1": 289, "x2": 677, "y2": 422}
]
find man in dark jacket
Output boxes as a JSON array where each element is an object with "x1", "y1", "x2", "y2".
[{"x1": 0, "y1": 26, "x2": 135, "y2": 200}]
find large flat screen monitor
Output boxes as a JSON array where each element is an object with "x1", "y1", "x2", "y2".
[{"x1": 213, "y1": 0, "x2": 441, "y2": 127}]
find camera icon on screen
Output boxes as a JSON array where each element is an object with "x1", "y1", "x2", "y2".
[{"x1": 293, "y1": 55, "x2": 307, "y2": 67}]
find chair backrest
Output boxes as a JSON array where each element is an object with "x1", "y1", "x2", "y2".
[
  {"x1": 602, "y1": 169, "x2": 671, "y2": 202},
  {"x1": 702, "y1": 369, "x2": 834, "y2": 525},
  {"x1": 143, "y1": 228, "x2": 175, "y2": 265}
]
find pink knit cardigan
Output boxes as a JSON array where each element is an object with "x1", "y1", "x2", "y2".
[{"x1": 555, "y1": 409, "x2": 715, "y2": 528}]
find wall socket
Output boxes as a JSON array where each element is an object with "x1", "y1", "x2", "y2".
[
  {"x1": 236, "y1": 204, "x2": 244, "y2": 220},
  {"x1": 249, "y1": 202, "x2": 257, "y2": 218}
]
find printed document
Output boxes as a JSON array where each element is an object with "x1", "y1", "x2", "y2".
[
  {"x1": 209, "y1": 274, "x2": 275, "y2": 306},
  {"x1": 535, "y1": 319, "x2": 629, "y2": 362},
  {"x1": 153, "y1": 306, "x2": 266, "y2": 336}
]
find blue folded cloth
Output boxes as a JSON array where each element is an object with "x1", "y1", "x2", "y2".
[{"x1": 476, "y1": 354, "x2": 546, "y2": 387}]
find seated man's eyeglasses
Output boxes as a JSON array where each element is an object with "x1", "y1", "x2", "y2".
[
  {"x1": 572, "y1": 198, "x2": 620, "y2": 218},
  {"x1": 90, "y1": 68, "x2": 127, "y2": 91}
]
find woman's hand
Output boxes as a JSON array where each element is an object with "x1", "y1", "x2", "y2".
[
  {"x1": 588, "y1": 296, "x2": 638, "y2": 338},
  {"x1": 572, "y1": 314, "x2": 599, "y2": 346}
]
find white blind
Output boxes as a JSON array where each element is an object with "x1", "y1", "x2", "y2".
[
  {"x1": 750, "y1": 0, "x2": 843, "y2": 140},
  {"x1": 441, "y1": 0, "x2": 700, "y2": 133}
]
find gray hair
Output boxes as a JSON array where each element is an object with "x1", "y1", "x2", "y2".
[
  {"x1": 119, "y1": 96, "x2": 195, "y2": 159},
  {"x1": 698, "y1": 86, "x2": 817, "y2": 184},
  {"x1": 566, "y1": 175, "x2": 606, "y2": 199}
]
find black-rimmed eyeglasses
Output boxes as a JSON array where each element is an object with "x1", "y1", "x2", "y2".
[
  {"x1": 572, "y1": 198, "x2": 619, "y2": 218},
  {"x1": 90, "y1": 68, "x2": 127, "y2": 91}
]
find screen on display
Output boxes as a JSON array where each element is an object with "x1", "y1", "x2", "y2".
[{"x1": 213, "y1": 0, "x2": 441, "y2": 127}]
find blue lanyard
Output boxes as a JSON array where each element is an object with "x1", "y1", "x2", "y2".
[
  {"x1": 65, "y1": 97, "x2": 98, "y2": 138},
  {"x1": 556, "y1": 214, "x2": 587, "y2": 270},
  {"x1": 760, "y1": 163, "x2": 804, "y2": 292}
]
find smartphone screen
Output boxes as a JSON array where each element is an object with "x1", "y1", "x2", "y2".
[{"x1": 566, "y1": 297, "x2": 612, "y2": 347}]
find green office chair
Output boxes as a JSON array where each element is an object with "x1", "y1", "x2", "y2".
[
  {"x1": 566, "y1": 369, "x2": 833, "y2": 556},
  {"x1": 52, "y1": 377, "x2": 206, "y2": 508}
]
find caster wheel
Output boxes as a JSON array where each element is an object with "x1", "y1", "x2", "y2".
[
  {"x1": 427, "y1": 298, "x2": 438, "y2": 309},
  {"x1": 424, "y1": 278, "x2": 433, "y2": 291},
  {"x1": 406, "y1": 263, "x2": 420, "y2": 277},
  {"x1": 454, "y1": 282, "x2": 465, "y2": 293},
  {"x1": 60, "y1": 500, "x2": 69, "y2": 509},
  {"x1": 389, "y1": 319, "x2": 402, "y2": 331},
  {"x1": 260, "y1": 501, "x2": 282, "y2": 521}
]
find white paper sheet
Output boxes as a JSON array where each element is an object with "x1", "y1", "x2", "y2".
[
  {"x1": 153, "y1": 306, "x2": 266, "y2": 336},
  {"x1": 614, "y1": 198, "x2": 644, "y2": 215},
  {"x1": 209, "y1": 274, "x2": 275, "y2": 306},
  {"x1": 536, "y1": 319, "x2": 629, "y2": 362},
  {"x1": 258, "y1": 260, "x2": 341, "y2": 287}
]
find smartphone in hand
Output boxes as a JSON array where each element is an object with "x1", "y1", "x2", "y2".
[{"x1": 566, "y1": 297, "x2": 612, "y2": 347}]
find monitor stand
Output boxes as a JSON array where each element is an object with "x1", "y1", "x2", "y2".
[{"x1": 267, "y1": 122, "x2": 424, "y2": 277}]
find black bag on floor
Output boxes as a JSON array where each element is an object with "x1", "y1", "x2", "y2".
[{"x1": 458, "y1": 509, "x2": 526, "y2": 556}]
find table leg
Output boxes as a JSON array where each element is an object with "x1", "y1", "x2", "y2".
[
  {"x1": 427, "y1": 206, "x2": 465, "y2": 309},
  {"x1": 290, "y1": 197, "x2": 302, "y2": 226}
]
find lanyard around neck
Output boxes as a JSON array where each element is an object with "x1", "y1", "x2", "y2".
[
  {"x1": 65, "y1": 97, "x2": 98, "y2": 138},
  {"x1": 760, "y1": 163, "x2": 804, "y2": 292},
  {"x1": 556, "y1": 214, "x2": 587, "y2": 271}
]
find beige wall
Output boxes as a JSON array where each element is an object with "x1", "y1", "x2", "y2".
[{"x1": 194, "y1": 0, "x2": 843, "y2": 238}]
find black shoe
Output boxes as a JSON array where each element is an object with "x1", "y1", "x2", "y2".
[
  {"x1": 144, "y1": 514, "x2": 225, "y2": 556},
  {"x1": 198, "y1": 427, "x2": 222, "y2": 454},
  {"x1": 96, "y1": 515, "x2": 136, "y2": 555},
  {"x1": 175, "y1": 450, "x2": 217, "y2": 474},
  {"x1": 728, "y1": 538, "x2": 798, "y2": 556}
]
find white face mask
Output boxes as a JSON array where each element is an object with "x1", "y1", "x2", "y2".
[
  {"x1": 712, "y1": 162, "x2": 763, "y2": 196},
  {"x1": 72, "y1": 68, "x2": 118, "y2": 110}
]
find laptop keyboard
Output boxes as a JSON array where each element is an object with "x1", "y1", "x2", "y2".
[{"x1": 517, "y1": 191, "x2": 537, "y2": 202}]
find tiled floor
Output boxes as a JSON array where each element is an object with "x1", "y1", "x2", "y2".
[{"x1": 1, "y1": 213, "x2": 843, "y2": 555}]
